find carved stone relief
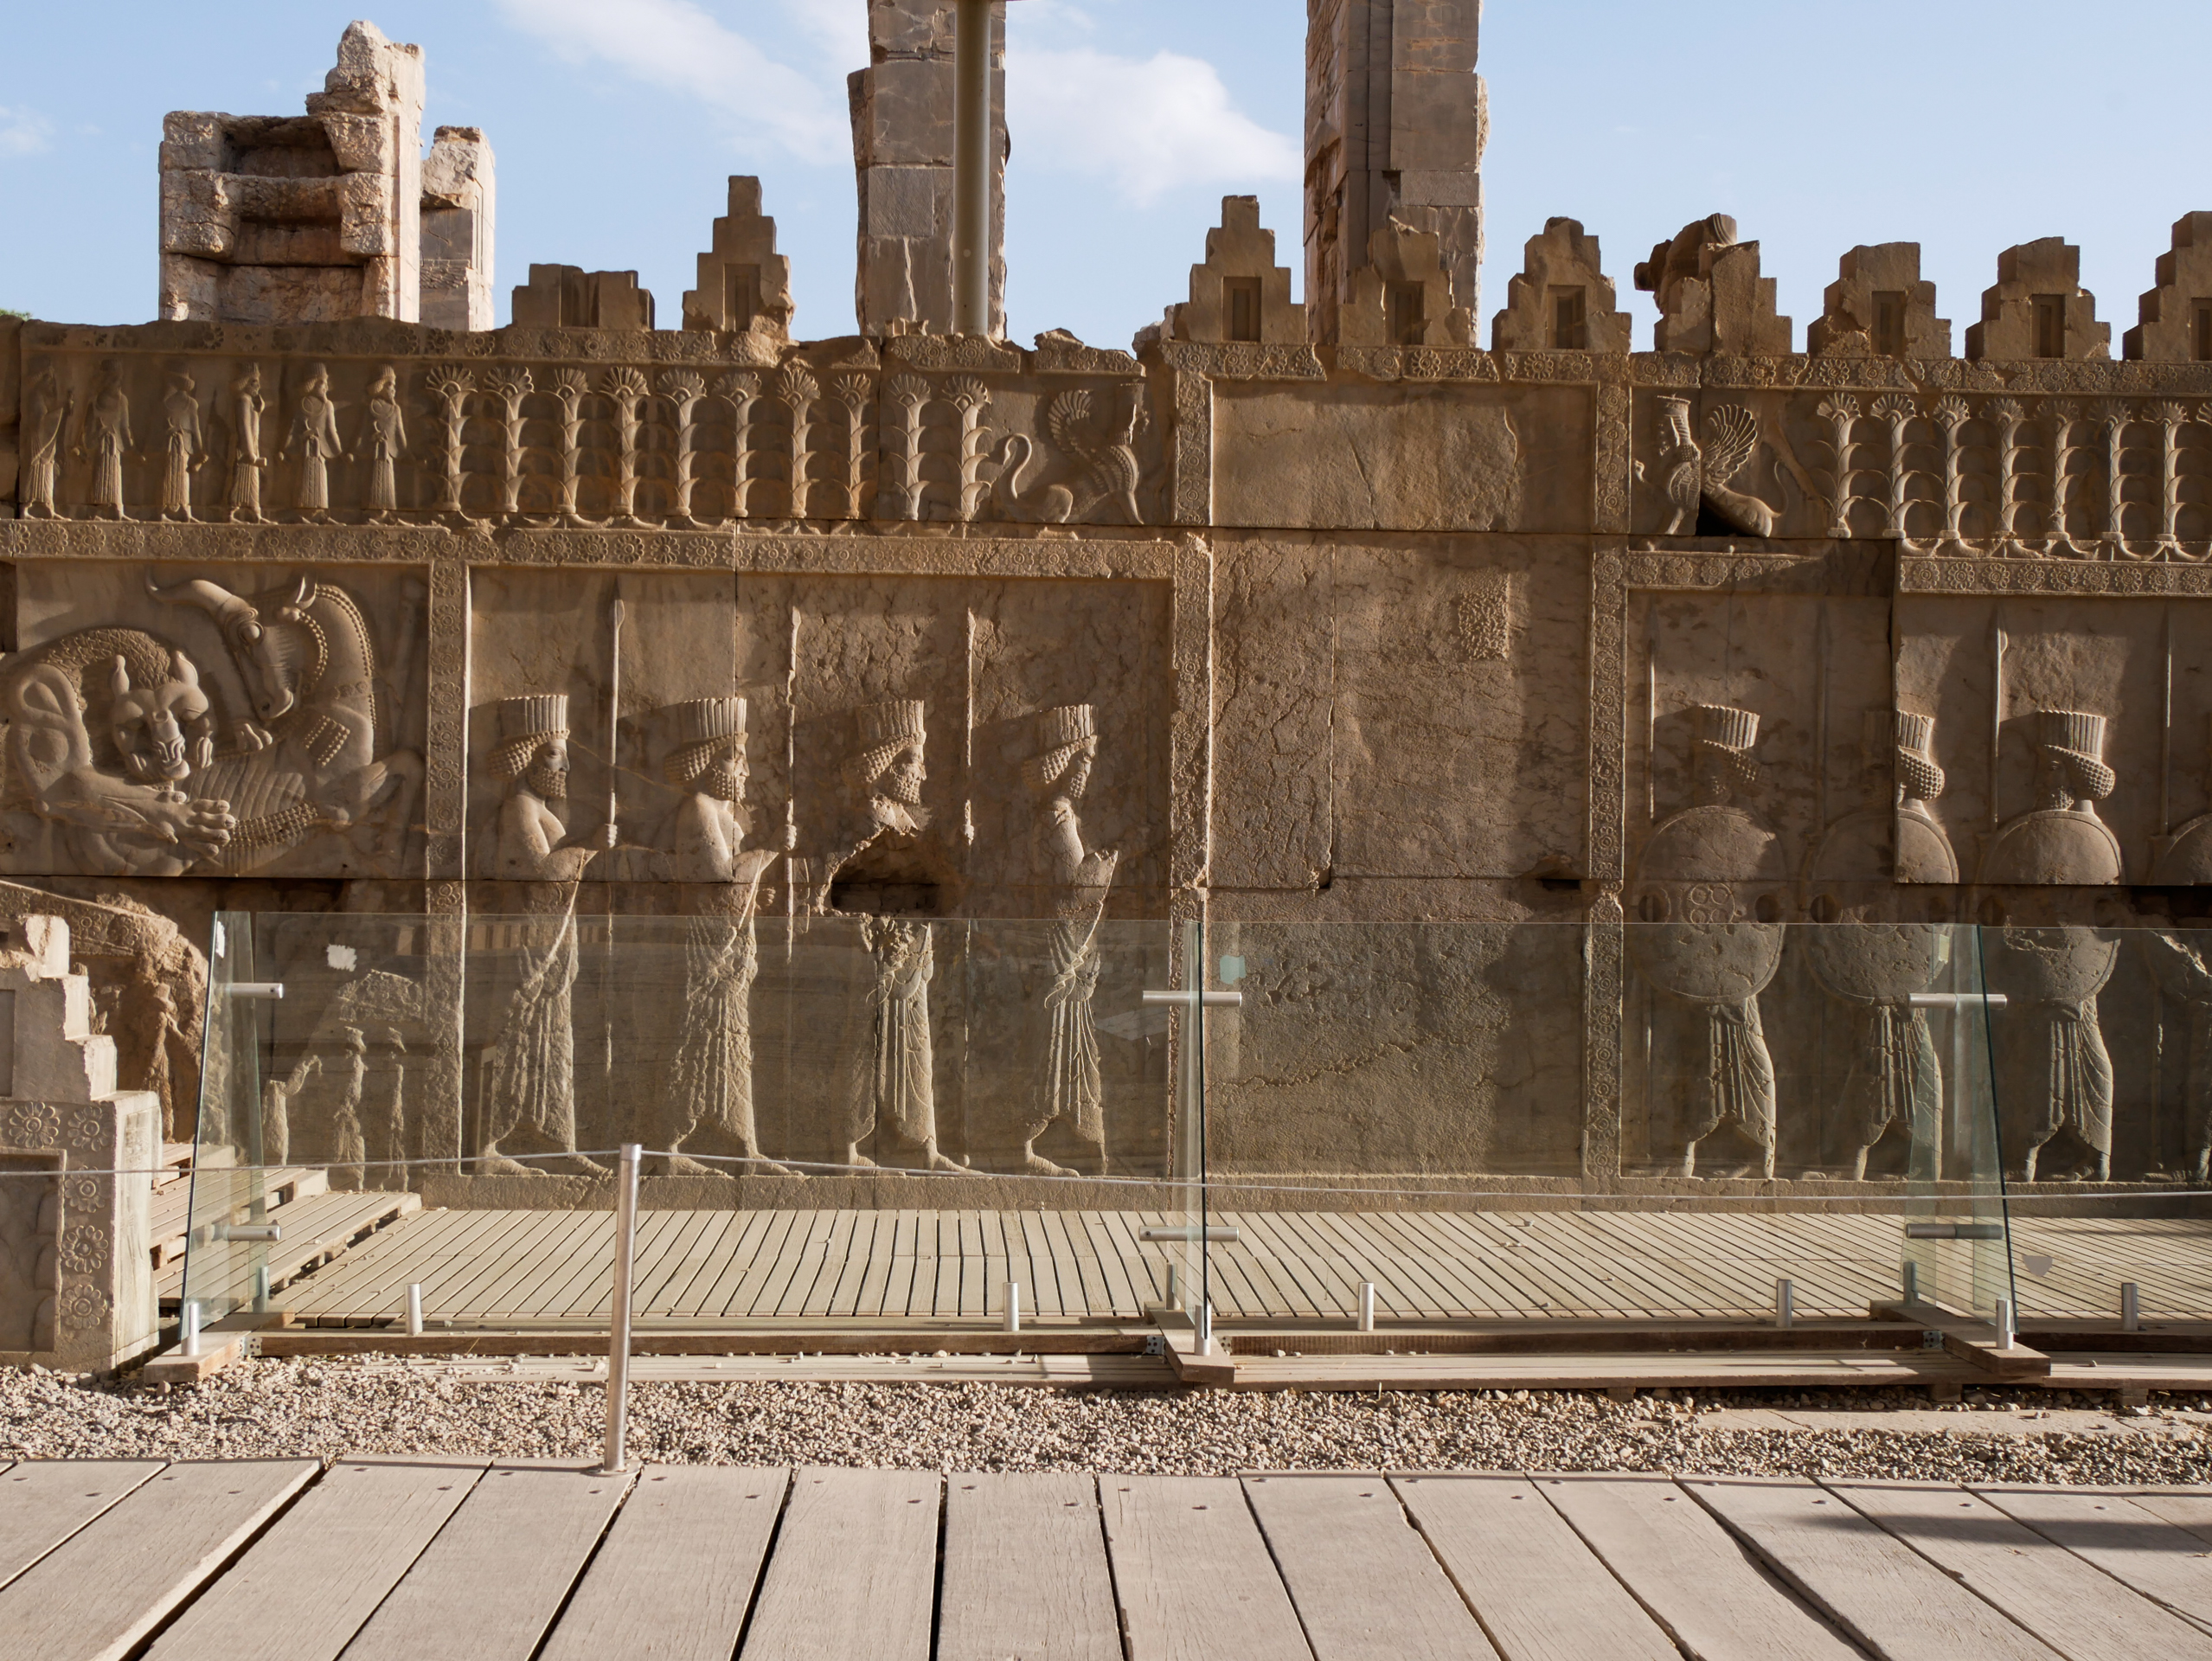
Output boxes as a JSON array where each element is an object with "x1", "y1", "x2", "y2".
[{"x1": 1631, "y1": 702, "x2": 1786, "y2": 1178}]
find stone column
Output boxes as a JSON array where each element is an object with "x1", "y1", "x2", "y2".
[
  {"x1": 1304, "y1": 0, "x2": 1484, "y2": 346},
  {"x1": 850, "y1": 0, "x2": 1007, "y2": 337}
]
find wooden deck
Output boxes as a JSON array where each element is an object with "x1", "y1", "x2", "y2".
[
  {"x1": 7, "y1": 1459, "x2": 2212, "y2": 1660},
  {"x1": 275, "y1": 1204, "x2": 2212, "y2": 1324}
]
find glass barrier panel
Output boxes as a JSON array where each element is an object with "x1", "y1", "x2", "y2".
[
  {"x1": 177, "y1": 911, "x2": 270, "y2": 1328},
  {"x1": 190, "y1": 913, "x2": 1184, "y2": 1333},
  {"x1": 1199, "y1": 920, "x2": 2018, "y2": 1341}
]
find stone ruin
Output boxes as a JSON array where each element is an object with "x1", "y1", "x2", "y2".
[
  {"x1": 12, "y1": 3, "x2": 2212, "y2": 1202},
  {"x1": 0, "y1": 917, "x2": 159, "y2": 1373}
]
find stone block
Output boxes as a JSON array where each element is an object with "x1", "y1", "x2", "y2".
[
  {"x1": 1339, "y1": 222, "x2": 1473, "y2": 349},
  {"x1": 1166, "y1": 196, "x2": 1306, "y2": 346},
  {"x1": 1491, "y1": 216, "x2": 1632, "y2": 352},
  {"x1": 155, "y1": 20, "x2": 429, "y2": 324},
  {"x1": 1810, "y1": 242, "x2": 1950, "y2": 357},
  {"x1": 862, "y1": 165, "x2": 950, "y2": 240},
  {"x1": 0, "y1": 917, "x2": 159, "y2": 1375},
  {"x1": 158, "y1": 112, "x2": 227, "y2": 173},
  {"x1": 2125, "y1": 212, "x2": 2212, "y2": 362},
  {"x1": 1965, "y1": 237, "x2": 2109, "y2": 362}
]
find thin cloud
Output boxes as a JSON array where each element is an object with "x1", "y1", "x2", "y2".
[
  {"x1": 0, "y1": 106, "x2": 53, "y2": 159},
  {"x1": 1007, "y1": 46, "x2": 1298, "y2": 208},
  {"x1": 490, "y1": 0, "x2": 847, "y2": 164}
]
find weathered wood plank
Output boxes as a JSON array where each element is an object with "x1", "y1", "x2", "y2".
[
  {"x1": 1686, "y1": 1475, "x2": 2062, "y2": 1661},
  {"x1": 1829, "y1": 1480, "x2": 2212, "y2": 1661},
  {"x1": 2129, "y1": 1491, "x2": 2212, "y2": 1549},
  {"x1": 1390, "y1": 1473, "x2": 1680, "y2": 1661},
  {"x1": 0, "y1": 1458, "x2": 317, "y2": 1661},
  {"x1": 143, "y1": 1458, "x2": 487, "y2": 1660},
  {"x1": 1537, "y1": 1474, "x2": 1863, "y2": 1660},
  {"x1": 1243, "y1": 1474, "x2": 1496, "y2": 1659},
  {"x1": 538, "y1": 1467, "x2": 786, "y2": 1661},
  {"x1": 1100, "y1": 1474, "x2": 1314, "y2": 1661},
  {"x1": 0, "y1": 1461, "x2": 163, "y2": 1592},
  {"x1": 939, "y1": 1472, "x2": 1120, "y2": 1661},
  {"x1": 1977, "y1": 1485, "x2": 2212, "y2": 1633},
  {"x1": 739, "y1": 1466, "x2": 940, "y2": 1661},
  {"x1": 338, "y1": 1464, "x2": 631, "y2": 1661}
]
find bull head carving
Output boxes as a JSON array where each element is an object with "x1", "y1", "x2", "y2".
[{"x1": 146, "y1": 570, "x2": 306, "y2": 722}]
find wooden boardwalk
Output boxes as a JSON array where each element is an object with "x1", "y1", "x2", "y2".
[
  {"x1": 277, "y1": 1204, "x2": 2212, "y2": 1324},
  {"x1": 7, "y1": 1459, "x2": 2212, "y2": 1660}
]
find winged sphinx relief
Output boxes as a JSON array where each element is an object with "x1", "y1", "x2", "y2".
[
  {"x1": 1653, "y1": 396, "x2": 1779, "y2": 537},
  {"x1": 0, "y1": 571, "x2": 423, "y2": 877}
]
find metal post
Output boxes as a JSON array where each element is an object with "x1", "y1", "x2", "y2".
[
  {"x1": 2122, "y1": 1281, "x2": 2141, "y2": 1333},
  {"x1": 180, "y1": 1300, "x2": 202, "y2": 1359},
  {"x1": 1774, "y1": 1278, "x2": 1794, "y2": 1331},
  {"x1": 406, "y1": 1283, "x2": 425, "y2": 1337},
  {"x1": 1358, "y1": 1282, "x2": 1376, "y2": 1334},
  {"x1": 1197, "y1": 1300, "x2": 1215, "y2": 1358},
  {"x1": 1003, "y1": 1280, "x2": 1022, "y2": 1335},
  {"x1": 1165, "y1": 1263, "x2": 1182, "y2": 1311},
  {"x1": 1992, "y1": 1297, "x2": 2015, "y2": 1351},
  {"x1": 253, "y1": 1266, "x2": 270, "y2": 1312},
  {"x1": 601, "y1": 1144, "x2": 642, "y2": 1475},
  {"x1": 952, "y1": 0, "x2": 992, "y2": 336},
  {"x1": 1901, "y1": 1259, "x2": 1919, "y2": 1301}
]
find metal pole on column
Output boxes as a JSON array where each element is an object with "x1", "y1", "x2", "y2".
[
  {"x1": 602, "y1": 1143, "x2": 642, "y2": 1474},
  {"x1": 952, "y1": 0, "x2": 992, "y2": 336}
]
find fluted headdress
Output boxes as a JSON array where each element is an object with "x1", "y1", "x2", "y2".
[
  {"x1": 663, "y1": 696, "x2": 747, "y2": 786},
  {"x1": 1892, "y1": 709, "x2": 1945, "y2": 805},
  {"x1": 851, "y1": 700, "x2": 926, "y2": 786},
  {"x1": 2037, "y1": 708, "x2": 2114, "y2": 801},
  {"x1": 490, "y1": 695, "x2": 568, "y2": 779},
  {"x1": 1023, "y1": 703, "x2": 1099, "y2": 791},
  {"x1": 1689, "y1": 702, "x2": 1760, "y2": 798}
]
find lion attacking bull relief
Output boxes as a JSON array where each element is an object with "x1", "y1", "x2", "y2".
[{"x1": 0, "y1": 572, "x2": 423, "y2": 877}]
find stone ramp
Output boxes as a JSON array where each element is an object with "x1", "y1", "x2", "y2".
[{"x1": 5, "y1": 1459, "x2": 2212, "y2": 1660}]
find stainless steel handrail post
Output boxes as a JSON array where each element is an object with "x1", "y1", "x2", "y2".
[{"x1": 601, "y1": 1143, "x2": 642, "y2": 1474}]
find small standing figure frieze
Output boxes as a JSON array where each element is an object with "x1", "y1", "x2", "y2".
[
  {"x1": 221, "y1": 362, "x2": 270, "y2": 524},
  {"x1": 76, "y1": 360, "x2": 135, "y2": 522},
  {"x1": 156, "y1": 367, "x2": 207, "y2": 523},
  {"x1": 281, "y1": 362, "x2": 347, "y2": 524},
  {"x1": 360, "y1": 366, "x2": 407, "y2": 523},
  {"x1": 1018, "y1": 704, "x2": 1119, "y2": 1177},
  {"x1": 20, "y1": 358, "x2": 73, "y2": 521}
]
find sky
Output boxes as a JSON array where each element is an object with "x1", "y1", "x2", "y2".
[{"x1": 3, "y1": 2, "x2": 2209, "y2": 354}]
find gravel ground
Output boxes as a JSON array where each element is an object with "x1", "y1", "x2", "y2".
[{"x1": 4, "y1": 1360, "x2": 2212, "y2": 1483}]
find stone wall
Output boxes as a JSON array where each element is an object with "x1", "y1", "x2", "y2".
[{"x1": 16, "y1": 15, "x2": 2212, "y2": 1199}]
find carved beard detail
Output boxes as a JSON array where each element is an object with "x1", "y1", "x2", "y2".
[
  {"x1": 527, "y1": 757, "x2": 569, "y2": 801},
  {"x1": 698, "y1": 759, "x2": 747, "y2": 805},
  {"x1": 1060, "y1": 749, "x2": 1094, "y2": 804}
]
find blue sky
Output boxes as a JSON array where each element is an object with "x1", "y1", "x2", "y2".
[{"x1": 3, "y1": 2, "x2": 2209, "y2": 353}]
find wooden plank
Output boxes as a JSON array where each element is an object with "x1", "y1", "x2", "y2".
[
  {"x1": 1390, "y1": 1474, "x2": 1680, "y2": 1661},
  {"x1": 0, "y1": 1461, "x2": 163, "y2": 1591},
  {"x1": 339, "y1": 1465, "x2": 632, "y2": 1661},
  {"x1": 939, "y1": 1472, "x2": 1121, "y2": 1661},
  {"x1": 1828, "y1": 1480, "x2": 2212, "y2": 1661},
  {"x1": 739, "y1": 1466, "x2": 940, "y2": 1661},
  {"x1": 142, "y1": 1459, "x2": 487, "y2": 1661},
  {"x1": 537, "y1": 1466, "x2": 786, "y2": 1661},
  {"x1": 0, "y1": 1458, "x2": 317, "y2": 1661},
  {"x1": 1100, "y1": 1474, "x2": 1314, "y2": 1661},
  {"x1": 1536, "y1": 1474, "x2": 1863, "y2": 1660},
  {"x1": 1977, "y1": 1485, "x2": 2212, "y2": 1632},
  {"x1": 2131, "y1": 1491, "x2": 2212, "y2": 1549},
  {"x1": 1684, "y1": 1475, "x2": 2062, "y2": 1661},
  {"x1": 1242, "y1": 1474, "x2": 1497, "y2": 1659},
  {"x1": 302, "y1": 1207, "x2": 516, "y2": 1319}
]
